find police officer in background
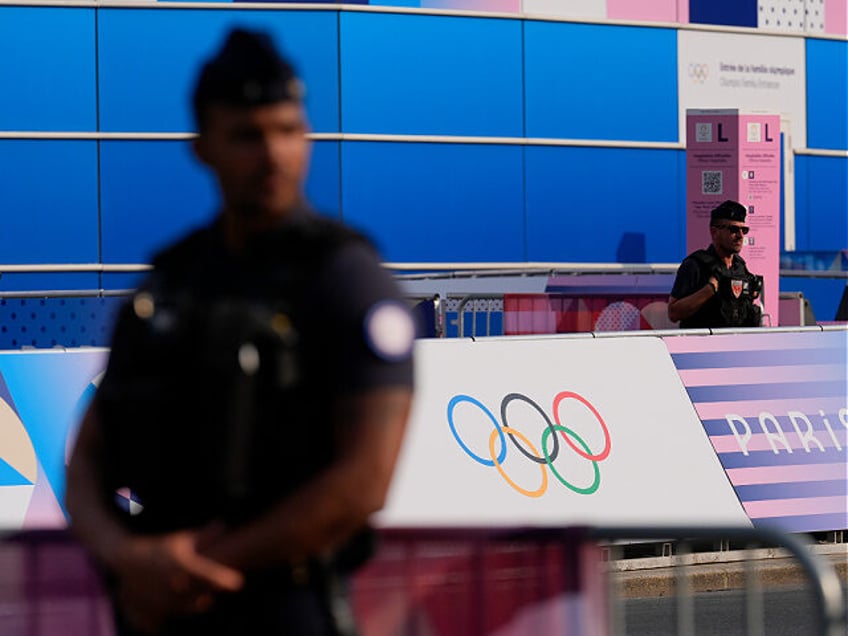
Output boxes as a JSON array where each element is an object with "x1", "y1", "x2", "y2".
[
  {"x1": 66, "y1": 28, "x2": 415, "y2": 635},
  {"x1": 668, "y1": 200, "x2": 763, "y2": 328}
]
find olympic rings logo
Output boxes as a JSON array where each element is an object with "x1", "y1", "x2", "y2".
[
  {"x1": 688, "y1": 63, "x2": 709, "y2": 83},
  {"x1": 447, "y1": 392, "x2": 612, "y2": 498}
]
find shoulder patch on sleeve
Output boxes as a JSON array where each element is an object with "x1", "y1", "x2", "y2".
[{"x1": 364, "y1": 300, "x2": 415, "y2": 361}]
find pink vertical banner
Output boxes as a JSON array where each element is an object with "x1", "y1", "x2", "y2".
[
  {"x1": 738, "y1": 113, "x2": 781, "y2": 325},
  {"x1": 685, "y1": 109, "x2": 781, "y2": 325},
  {"x1": 686, "y1": 110, "x2": 741, "y2": 251}
]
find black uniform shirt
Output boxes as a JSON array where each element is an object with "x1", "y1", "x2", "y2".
[{"x1": 95, "y1": 210, "x2": 415, "y2": 531}]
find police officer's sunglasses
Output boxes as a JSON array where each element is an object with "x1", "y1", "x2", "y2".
[{"x1": 712, "y1": 223, "x2": 750, "y2": 235}]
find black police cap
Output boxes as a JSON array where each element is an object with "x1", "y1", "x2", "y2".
[
  {"x1": 192, "y1": 28, "x2": 304, "y2": 124},
  {"x1": 710, "y1": 200, "x2": 747, "y2": 223}
]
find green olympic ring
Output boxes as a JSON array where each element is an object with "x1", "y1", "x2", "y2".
[{"x1": 541, "y1": 424, "x2": 601, "y2": 495}]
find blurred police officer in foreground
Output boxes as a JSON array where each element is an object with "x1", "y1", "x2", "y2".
[
  {"x1": 668, "y1": 200, "x2": 763, "y2": 328},
  {"x1": 66, "y1": 27, "x2": 415, "y2": 635}
]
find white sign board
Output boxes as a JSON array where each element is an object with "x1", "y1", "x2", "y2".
[
  {"x1": 378, "y1": 336, "x2": 751, "y2": 527},
  {"x1": 677, "y1": 30, "x2": 806, "y2": 149}
]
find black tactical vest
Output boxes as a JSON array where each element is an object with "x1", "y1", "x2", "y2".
[
  {"x1": 681, "y1": 249, "x2": 763, "y2": 329},
  {"x1": 98, "y1": 215, "x2": 368, "y2": 532}
]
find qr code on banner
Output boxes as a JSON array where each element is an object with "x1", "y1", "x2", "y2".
[{"x1": 702, "y1": 170, "x2": 723, "y2": 195}]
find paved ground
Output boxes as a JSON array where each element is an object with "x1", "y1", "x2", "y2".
[
  {"x1": 610, "y1": 544, "x2": 848, "y2": 598},
  {"x1": 606, "y1": 544, "x2": 848, "y2": 635},
  {"x1": 619, "y1": 587, "x2": 848, "y2": 635}
]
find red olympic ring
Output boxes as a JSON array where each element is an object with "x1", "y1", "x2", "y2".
[{"x1": 552, "y1": 391, "x2": 611, "y2": 462}]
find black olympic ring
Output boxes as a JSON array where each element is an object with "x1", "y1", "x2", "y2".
[{"x1": 501, "y1": 392, "x2": 559, "y2": 464}]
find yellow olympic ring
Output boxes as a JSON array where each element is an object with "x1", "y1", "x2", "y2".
[{"x1": 489, "y1": 425, "x2": 548, "y2": 498}]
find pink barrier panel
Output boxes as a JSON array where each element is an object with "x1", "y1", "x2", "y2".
[
  {"x1": 503, "y1": 293, "x2": 672, "y2": 335},
  {"x1": 1, "y1": 529, "x2": 606, "y2": 636},
  {"x1": 0, "y1": 531, "x2": 113, "y2": 636},
  {"x1": 352, "y1": 528, "x2": 607, "y2": 635}
]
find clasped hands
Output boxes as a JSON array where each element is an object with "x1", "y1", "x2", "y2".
[{"x1": 110, "y1": 526, "x2": 243, "y2": 634}]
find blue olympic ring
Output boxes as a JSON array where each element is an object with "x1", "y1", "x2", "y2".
[{"x1": 447, "y1": 394, "x2": 506, "y2": 466}]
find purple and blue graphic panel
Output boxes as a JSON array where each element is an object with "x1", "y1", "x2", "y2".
[
  {"x1": 0, "y1": 350, "x2": 107, "y2": 529},
  {"x1": 665, "y1": 330, "x2": 848, "y2": 533}
]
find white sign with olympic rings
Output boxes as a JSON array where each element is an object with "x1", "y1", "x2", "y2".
[
  {"x1": 678, "y1": 30, "x2": 806, "y2": 149},
  {"x1": 377, "y1": 336, "x2": 751, "y2": 528}
]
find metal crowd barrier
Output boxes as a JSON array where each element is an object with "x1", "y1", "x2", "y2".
[
  {"x1": 1, "y1": 264, "x2": 845, "y2": 344},
  {"x1": 1, "y1": 526, "x2": 844, "y2": 635},
  {"x1": 589, "y1": 526, "x2": 847, "y2": 636}
]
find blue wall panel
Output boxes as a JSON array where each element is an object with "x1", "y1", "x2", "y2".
[
  {"x1": 97, "y1": 9, "x2": 339, "y2": 132},
  {"x1": 524, "y1": 22, "x2": 678, "y2": 142},
  {"x1": 102, "y1": 273, "x2": 148, "y2": 292},
  {"x1": 794, "y1": 154, "x2": 811, "y2": 251},
  {"x1": 806, "y1": 39, "x2": 848, "y2": 151},
  {"x1": 306, "y1": 141, "x2": 341, "y2": 219},
  {"x1": 525, "y1": 147, "x2": 684, "y2": 263},
  {"x1": 100, "y1": 141, "x2": 218, "y2": 263},
  {"x1": 803, "y1": 156, "x2": 848, "y2": 252},
  {"x1": 0, "y1": 5, "x2": 843, "y2": 288},
  {"x1": 0, "y1": 297, "x2": 122, "y2": 349},
  {"x1": 340, "y1": 13, "x2": 523, "y2": 136},
  {"x1": 689, "y1": 0, "x2": 757, "y2": 28},
  {"x1": 341, "y1": 142, "x2": 525, "y2": 262},
  {"x1": 0, "y1": 273, "x2": 101, "y2": 294},
  {"x1": 0, "y1": 141, "x2": 98, "y2": 263},
  {"x1": 781, "y1": 277, "x2": 847, "y2": 323},
  {"x1": 100, "y1": 139, "x2": 341, "y2": 264},
  {"x1": 0, "y1": 8, "x2": 96, "y2": 131}
]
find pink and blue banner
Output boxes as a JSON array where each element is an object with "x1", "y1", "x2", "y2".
[{"x1": 664, "y1": 329, "x2": 848, "y2": 533}]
